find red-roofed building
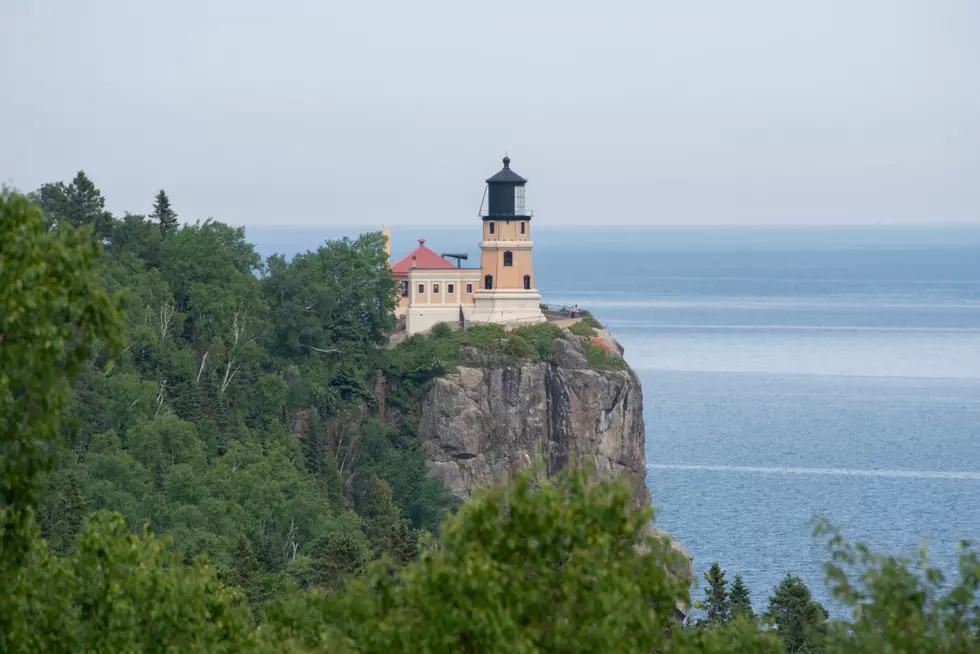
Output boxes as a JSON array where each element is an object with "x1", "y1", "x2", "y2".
[
  {"x1": 390, "y1": 239, "x2": 458, "y2": 275},
  {"x1": 385, "y1": 156, "x2": 545, "y2": 334}
]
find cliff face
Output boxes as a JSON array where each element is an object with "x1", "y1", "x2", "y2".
[{"x1": 418, "y1": 337, "x2": 650, "y2": 509}]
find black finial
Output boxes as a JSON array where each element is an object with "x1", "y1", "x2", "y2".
[{"x1": 502, "y1": 155, "x2": 511, "y2": 167}]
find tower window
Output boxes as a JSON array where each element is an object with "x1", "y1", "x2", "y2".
[
  {"x1": 515, "y1": 186, "x2": 526, "y2": 215},
  {"x1": 489, "y1": 222, "x2": 495, "y2": 235},
  {"x1": 433, "y1": 283, "x2": 440, "y2": 294},
  {"x1": 524, "y1": 275, "x2": 531, "y2": 290},
  {"x1": 401, "y1": 280, "x2": 409, "y2": 297},
  {"x1": 448, "y1": 283, "x2": 454, "y2": 294},
  {"x1": 520, "y1": 222, "x2": 526, "y2": 235},
  {"x1": 503, "y1": 251, "x2": 513, "y2": 267},
  {"x1": 484, "y1": 274, "x2": 493, "y2": 290},
  {"x1": 418, "y1": 283, "x2": 425, "y2": 295},
  {"x1": 466, "y1": 283, "x2": 472, "y2": 293}
]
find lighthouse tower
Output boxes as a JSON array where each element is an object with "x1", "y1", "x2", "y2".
[{"x1": 469, "y1": 156, "x2": 546, "y2": 326}]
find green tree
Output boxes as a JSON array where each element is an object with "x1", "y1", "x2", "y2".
[
  {"x1": 729, "y1": 573, "x2": 754, "y2": 620},
  {"x1": 356, "y1": 474, "x2": 416, "y2": 564},
  {"x1": 264, "y1": 231, "x2": 398, "y2": 360},
  {"x1": 29, "y1": 171, "x2": 114, "y2": 238},
  {"x1": 766, "y1": 574, "x2": 828, "y2": 653},
  {"x1": 698, "y1": 561, "x2": 731, "y2": 627},
  {"x1": 818, "y1": 519, "x2": 980, "y2": 653},
  {"x1": 310, "y1": 531, "x2": 368, "y2": 589},
  {"x1": 151, "y1": 189, "x2": 179, "y2": 237},
  {"x1": 0, "y1": 188, "x2": 124, "y2": 557},
  {"x1": 262, "y1": 467, "x2": 779, "y2": 652},
  {"x1": 109, "y1": 212, "x2": 163, "y2": 267}
]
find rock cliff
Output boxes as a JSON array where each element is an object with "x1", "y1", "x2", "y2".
[
  {"x1": 417, "y1": 329, "x2": 693, "y2": 616},
  {"x1": 419, "y1": 334, "x2": 650, "y2": 508}
]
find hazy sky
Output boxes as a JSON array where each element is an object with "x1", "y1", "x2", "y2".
[{"x1": 2, "y1": 1, "x2": 978, "y2": 226}]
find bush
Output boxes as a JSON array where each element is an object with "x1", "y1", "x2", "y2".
[
  {"x1": 584, "y1": 342, "x2": 626, "y2": 372},
  {"x1": 429, "y1": 322, "x2": 453, "y2": 339},
  {"x1": 455, "y1": 323, "x2": 507, "y2": 350},
  {"x1": 512, "y1": 323, "x2": 565, "y2": 362},
  {"x1": 580, "y1": 311, "x2": 603, "y2": 330},
  {"x1": 568, "y1": 320, "x2": 598, "y2": 338}
]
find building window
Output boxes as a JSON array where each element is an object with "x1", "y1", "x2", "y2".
[
  {"x1": 520, "y1": 222, "x2": 526, "y2": 235},
  {"x1": 433, "y1": 283, "x2": 440, "y2": 294},
  {"x1": 489, "y1": 222, "x2": 495, "y2": 235},
  {"x1": 448, "y1": 283, "x2": 454, "y2": 294},
  {"x1": 466, "y1": 283, "x2": 473, "y2": 293},
  {"x1": 503, "y1": 251, "x2": 513, "y2": 266},
  {"x1": 515, "y1": 186, "x2": 526, "y2": 214},
  {"x1": 400, "y1": 280, "x2": 409, "y2": 297},
  {"x1": 484, "y1": 274, "x2": 493, "y2": 290},
  {"x1": 523, "y1": 274, "x2": 531, "y2": 290},
  {"x1": 418, "y1": 283, "x2": 425, "y2": 295}
]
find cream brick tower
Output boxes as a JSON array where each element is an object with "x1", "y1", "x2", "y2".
[{"x1": 469, "y1": 156, "x2": 546, "y2": 326}]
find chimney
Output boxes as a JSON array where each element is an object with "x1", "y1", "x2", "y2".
[
  {"x1": 382, "y1": 225, "x2": 391, "y2": 262},
  {"x1": 411, "y1": 255, "x2": 417, "y2": 269}
]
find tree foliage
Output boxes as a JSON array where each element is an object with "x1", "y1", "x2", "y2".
[
  {"x1": 258, "y1": 467, "x2": 780, "y2": 653},
  {"x1": 730, "y1": 573, "x2": 754, "y2": 620},
  {"x1": 700, "y1": 561, "x2": 732, "y2": 626},
  {"x1": 7, "y1": 173, "x2": 446, "y2": 618},
  {"x1": 151, "y1": 189, "x2": 178, "y2": 237},
  {"x1": 817, "y1": 518, "x2": 980, "y2": 653},
  {"x1": 0, "y1": 188, "x2": 124, "y2": 561},
  {"x1": 766, "y1": 574, "x2": 829, "y2": 653}
]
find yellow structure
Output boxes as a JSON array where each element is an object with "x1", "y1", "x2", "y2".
[{"x1": 387, "y1": 156, "x2": 545, "y2": 334}]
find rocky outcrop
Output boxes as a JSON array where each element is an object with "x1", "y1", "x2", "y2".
[{"x1": 419, "y1": 334, "x2": 649, "y2": 508}]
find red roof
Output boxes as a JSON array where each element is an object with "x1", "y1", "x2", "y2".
[{"x1": 390, "y1": 239, "x2": 458, "y2": 274}]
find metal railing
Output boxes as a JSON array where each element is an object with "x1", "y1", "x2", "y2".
[
  {"x1": 478, "y1": 208, "x2": 534, "y2": 217},
  {"x1": 540, "y1": 303, "x2": 590, "y2": 318}
]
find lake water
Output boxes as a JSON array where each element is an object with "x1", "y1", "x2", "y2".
[{"x1": 250, "y1": 223, "x2": 980, "y2": 612}]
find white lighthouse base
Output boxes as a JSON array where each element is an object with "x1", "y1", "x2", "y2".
[{"x1": 466, "y1": 289, "x2": 546, "y2": 329}]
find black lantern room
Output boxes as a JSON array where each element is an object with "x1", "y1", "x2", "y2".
[{"x1": 483, "y1": 156, "x2": 531, "y2": 219}]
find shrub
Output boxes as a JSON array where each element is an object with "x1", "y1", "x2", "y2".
[
  {"x1": 568, "y1": 320, "x2": 598, "y2": 338},
  {"x1": 579, "y1": 311, "x2": 603, "y2": 329},
  {"x1": 512, "y1": 323, "x2": 565, "y2": 362},
  {"x1": 584, "y1": 342, "x2": 626, "y2": 372},
  {"x1": 456, "y1": 323, "x2": 507, "y2": 350},
  {"x1": 429, "y1": 322, "x2": 454, "y2": 339}
]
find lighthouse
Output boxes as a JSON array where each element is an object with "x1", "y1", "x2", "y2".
[
  {"x1": 470, "y1": 156, "x2": 546, "y2": 326},
  {"x1": 392, "y1": 155, "x2": 547, "y2": 334}
]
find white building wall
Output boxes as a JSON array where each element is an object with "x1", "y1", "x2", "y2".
[
  {"x1": 466, "y1": 289, "x2": 546, "y2": 328},
  {"x1": 406, "y1": 268, "x2": 481, "y2": 335}
]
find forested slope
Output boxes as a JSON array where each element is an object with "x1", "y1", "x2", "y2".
[{"x1": 30, "y1": 172, "x2": 452, "y2": 604}]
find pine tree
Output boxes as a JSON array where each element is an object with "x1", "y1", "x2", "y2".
[
  {"x1": 388, "y1": 519, "x2": 417, "y2": 566},
  {"x1": 50, "y1": 476, "x2": 87, "y2": 556},
  {"x1": 311, "y1": 532, "x2": 367, "y2": 588},
  {"x1": 66, "y1": 171, "x2": 105, "y2": 230},
  {"x1": 230, "y1": 537, "x2": 261, "y2": 589},
  {"x1": 32, "y1": 171, "x2": 114, "y2": 237},
  {"x1": 729, "y1": 573, "x2": 754, "y2": 620},
  {"x1": 153, "y1": 456, "x2": 166, "y2": 494},
  {"x1": 151, "y1": 189, "x2": 178, "y2": 236},
  {"x1": 765, "y1": 574, "x2": 828, "y2": 653},
  {"x1": 357, "y1": 474, "x2": 413, "y2": 562},
  {"x1": 700, "y1": 561, "x2": 731, "y2": 626}
]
